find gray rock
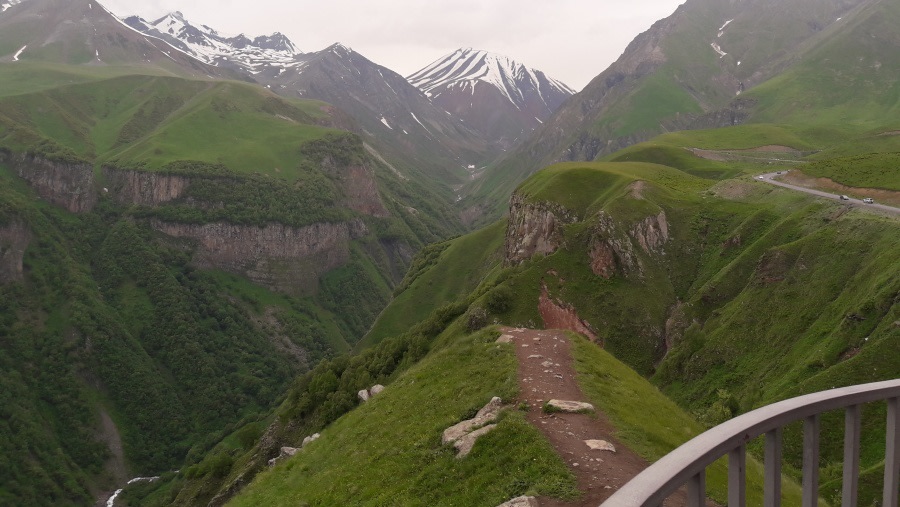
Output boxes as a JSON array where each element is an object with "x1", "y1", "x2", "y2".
[
  {"x1": 585, "y1": 439, "x2": 616, "y2": 453},
  {"x1": 302, "y1": 433, "x2": 320, "y2": 447},
  {"x1": 442, "y1": 397, "x2": 504, "y2": 445},
  {"x1": 496, "y1": 334, "x2": 515, "y2": 344},
  {"x1": 496, "y1": 495, "x2": 539, "y2": 507},
  {"x1": 546, "y1": 399, "x2": 594, "y2": 413},
  {"x1": 453, "y1": 424, "x2": 497, "y2": 458},
  {"x1": 370, "y1": 384, "x2": 385, "y2": 396},
  {"x1": 358, "y1": 389, "x2": 370, "y2": 402}
]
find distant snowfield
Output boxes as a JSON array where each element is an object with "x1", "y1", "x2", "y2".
[
  {"x1": 13, "y1": 45, "x2": 26, "y2": 61},
  {"x1": 1, "y1": 0, "x2": 25, "y2": 13}
]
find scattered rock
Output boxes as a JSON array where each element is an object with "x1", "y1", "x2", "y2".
[
  {"x1": 358, "y1": 384, "x2": 386, "y2": 402},
  {"x1": 586, "y1": 440, "x2": 616, "y2": 453},
  {"x1": 527, "y1": 354, "x2": 543, "y2": 359},
  {"x1": 454, "y1": 424, "x2": 497, "y2": 458},
  {"x1": 541, "y1": 360, "x2": 554, "y2": 368},
  {"x1": 496, "y1": 495, "x2": 539, "y2": 507},
  {"x1": 546, "y1": 400, "x2": 594, "y2": 413},
  {"x1": 302, "y1": 433, "x2": 320, "y2": 447},
  {"x1": 358, "y1": 389, "x2": 370, "y2": 402},
  {"x1": 267, "y1": 446, "x2": 300, "y2": 466},
  {"x1": 443, "y1": 397, "x2": 508, "y2": 457},
  {"x1": 496, "y1": 334, "x2": 515, "y2": 344},
  {"x1": 370, "y1": 384, "x2": 385, "y2": 396}
]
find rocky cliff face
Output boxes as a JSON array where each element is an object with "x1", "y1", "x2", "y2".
[
  {"x1": 0, "y1": 220, "x2": 30, "y2": 284},
  {"x1": 504, "y1": 193, "x2": 577, "y2": 265},
  {"x1": 588, "y1": 210, "x2": 670, "y2": 279},
  {"x1": 102, "y1": 168, "x2": 191, "y2": 206},
  {"x1": 320, "y1": 159, "x2": 389, "y2": 218},
  {"x1": 152, "y1": 219, "x2": 369, "y2": 296},
  {"x1": 2, "y1": 152, "x2": 97, "y2": 213}
]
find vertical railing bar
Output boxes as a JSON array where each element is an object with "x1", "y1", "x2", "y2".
[
  {"x1": 729, "y1": 444, "x2": 747, "y2": 507},
  {"x1": 766, "y1": 427, "x2": 783, "y2": 507},
  {"x1": 885, "y1": 397, "x2": 900, "y2": 507},
  {"x1": 687, "y1": 469, "x2": 706, "y2": 507},
  {"x1": 803, "y1": 414, "x2": 820, "y2": 507},
  {"x1": 843, "y1": 404, "x2": 861, "y2": 507}
]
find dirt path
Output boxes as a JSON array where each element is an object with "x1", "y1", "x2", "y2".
[{"x1": 502, "y1": 327, "x2": 689, "y2": 507}]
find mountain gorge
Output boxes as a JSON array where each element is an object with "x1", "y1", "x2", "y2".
[{"x1": 0, "y1": 0, "x2": 898, "y2": 505}]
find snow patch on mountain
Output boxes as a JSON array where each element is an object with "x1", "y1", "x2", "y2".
[{"x1": 0, "y1": 0, "x2": 25, "y2": 13}]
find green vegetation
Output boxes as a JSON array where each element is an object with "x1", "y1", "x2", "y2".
[
  {"x1": 801, "y1": 152, "x2": 900, "y2": 191},
  {"x1": 229, "y1": 326, "x2": 576, "y2": 507},
  {"x1": 570, "y1": 333, "x2": 806, "y2": 506}
]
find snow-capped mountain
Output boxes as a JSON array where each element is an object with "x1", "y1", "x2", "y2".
[
  {"x1": 408, "y1": 48, "x2": 575, "y2": 144},
  {"x1": 125, "y1": 11, "x2": 302, "y2": 74}
]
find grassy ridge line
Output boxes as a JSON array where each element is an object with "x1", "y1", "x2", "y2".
[
  {"x1": 570, "y1": 333, "x2": 808, "y2": 506},
  {"x1": 229, "y1": 326, "x2": 577, "y2": 507}
]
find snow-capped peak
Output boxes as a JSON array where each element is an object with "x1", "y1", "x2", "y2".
[
  {"x1": 408, "y1": 48, "x2": 574, "y2": 109},
  {"x1": 125, "y1": 10, "x2": 302, "y2": 73}
]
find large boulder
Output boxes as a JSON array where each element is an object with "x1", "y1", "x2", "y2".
[
  {"x1": 442, "y1": 397, "x2": 504, "y2": 445},
  {"x1": 545, "y1": 399, "x2": 594, "y2": 413},
  {"x1": 496, "y1": 497, "x2": 539, "y2": 507}
]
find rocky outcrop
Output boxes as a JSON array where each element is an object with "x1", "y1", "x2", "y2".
[
  {"x1": 2, "y1": 152, "x2": 96, "y2": 213},
  {"x1": 266, "y1": 446, "x2": 299, "y2": 467},
  {"x1": 443, "y1": 397, "x2": 506, "y2": 458},
  {"x1": 152, "y1": 219, "x2": 368, "y2": 296},
  {"x1": 588, "y1": 212, "x2": 640, "y2": 279},
  {"x1": 101, "y1": 167, "x2": 190, "y2": 206},
  {"x1": 301, "y1": 433, "x2": 320, "y2": 447},
  {"x1": 505, "y1": 193, "x2": 577, "y2": 265},
  {"x1": 318, "y1": 154, "x2": 389, "y2": 218},
  {"x1": 588, "y1": 210, "x2": 669, "y2": 279},
  {"x1": 538, "y1": 284, "x2": 600, "y2": 343},
  {"x1": 630, "y1": 211, "x2": 669, "y2": 254},
  {"x1": 0, "y1": 220, "x2": 30, "y2": 284}
]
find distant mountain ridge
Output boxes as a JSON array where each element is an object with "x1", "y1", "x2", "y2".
[
  {"x1": 408, "y1": 48, "x2": 575, "y2": 146},
  {"x1": 124, "y1": 11, "x2": 301, "y2": 74}
]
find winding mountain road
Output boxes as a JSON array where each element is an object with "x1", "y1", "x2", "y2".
[{"x1": 757, "y1": 172, "x2": 900, "y2": 216}]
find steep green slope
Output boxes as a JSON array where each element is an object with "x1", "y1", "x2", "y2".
[
  {"x1": 368, "y1": 156, "x2": 899, "y2": 502},
  {"x1": 0, "y1": 65, "x2": 466, "y2": 505}
]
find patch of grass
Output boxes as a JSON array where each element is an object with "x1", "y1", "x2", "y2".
[
  {"x1": 801, "y1": 152, "x2": 900, "y2": 191},
  {"x1": 229, "y1": 327, "x2": 578, "y2": 506},
  {"x1": 570, "y1": 333, "x2": 807, "y2": 506}
]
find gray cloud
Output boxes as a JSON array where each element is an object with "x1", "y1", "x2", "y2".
[{"x1": 102, "y1": 0, "x2": 685, "y2": 90}]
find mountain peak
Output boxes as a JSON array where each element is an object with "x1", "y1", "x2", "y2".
[{"x1": 408, "y1": 47, "x2": 575, "y2": 105}]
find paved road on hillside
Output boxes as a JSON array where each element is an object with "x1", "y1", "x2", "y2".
[{"x1": 757, "y1": 172, "x2": 900, "y2": 216}]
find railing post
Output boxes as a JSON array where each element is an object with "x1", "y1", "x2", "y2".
[
  {"x1": 766, "y1": 428, "x2": 783, "y2": 507},
  {"x1": 729, "y1": 445, "x2": 747, "y2": 507},
  {"x1": 803, "y1": 414, "x2": 820, "y2": 507},
  {"x1": 886, "y1": 397, "x2": 900, "y2": 507},
  {"x1": 843, "y1": 404, "x2": 861, "y2": 507},
  {"x1": 687, "y1": 469, "x2": 706, "y2": 507}
]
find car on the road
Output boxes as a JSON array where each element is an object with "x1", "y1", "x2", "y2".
[
  {"x1": 840, "y1": 195, "x2": 850, "y2": 200},
  {"x1": 863, "y1": 198, "x2": 874, "y2": 204}
]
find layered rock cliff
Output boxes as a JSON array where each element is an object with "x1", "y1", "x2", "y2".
[
  {"x1": 0, "y1": 219, "x2": 30, "y2": 284},
  {"x1": 1, "y1": 152, "x2": 97, "y2": 213},
  {"x1": 102, "y1": 168, "x2": 190, "y2": 206},
  {"x1": 152, "y1": 219, "x2": 369, "y2": 296}
]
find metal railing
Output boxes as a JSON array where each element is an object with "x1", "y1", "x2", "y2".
[{"x1": 600, "y1": 379, "x2": 900, "y2": 507}]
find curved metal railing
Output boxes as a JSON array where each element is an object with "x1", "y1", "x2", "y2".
[{"x1": 600, "y1": 379, "x2": 900, "y2": 507}]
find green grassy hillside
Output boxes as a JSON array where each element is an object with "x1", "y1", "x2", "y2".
[
  {"x1": 0, "y1": 64, "x2": 466, "y2": 505},
  {"x1": 366, "y1": 155, "x2": 899, "y2": 503}
]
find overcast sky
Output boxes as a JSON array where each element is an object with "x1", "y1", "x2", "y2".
[{"x1": 101, "y1": 0, "x2": 686, "y2": 91}]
